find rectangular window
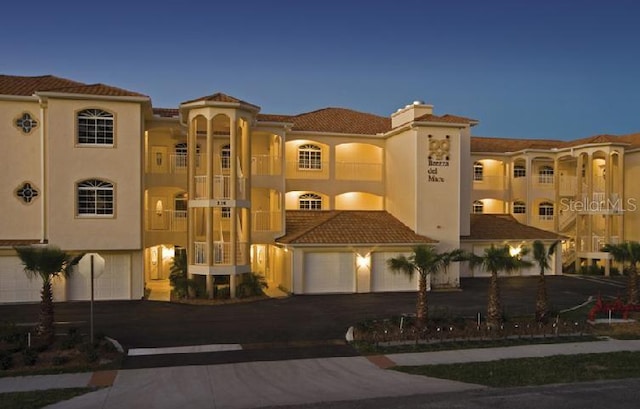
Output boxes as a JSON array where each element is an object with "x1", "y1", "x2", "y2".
[{"x1": 77, "y1": 109, "x2": 114, "y2": 145}]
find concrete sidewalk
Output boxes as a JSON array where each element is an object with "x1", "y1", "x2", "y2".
[{"x1": 1, "y1": 338, "x2": 640, "y2": 409}]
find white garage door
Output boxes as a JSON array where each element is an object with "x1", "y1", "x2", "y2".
[
  {"x1": 371, "y1": 252, "x2": 418, "y2": 292},
  {"x1": 68, "y1": 254, "x2": 131, "y2": 300},
  {"x1": 0, "y1": 256, "x2": 41, "y2": 303},
  {"x1": 304, "y1": 252, "x2": 354, "y2": 294}
]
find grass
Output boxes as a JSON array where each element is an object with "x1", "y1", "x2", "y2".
[
  {"x1": 1, "y1": 387, "x2": 96, "y2": 409},
  {"x1": 394, "y1": 351, "x2": 640, "y2": 387},
  {"x1": 354, "y1": 335, "x2": 598, "y2": 355}
]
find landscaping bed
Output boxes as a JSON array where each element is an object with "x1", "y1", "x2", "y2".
[{"x1": 0, "y1": 322, "x2": 123, "y2": 377}]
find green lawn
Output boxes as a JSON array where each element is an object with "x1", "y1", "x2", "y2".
[
  {"x1": 1, "y1": 388, "x2": 96, "y2": 409},
  {"x1": 394, "y1": 351, "x2": 640, "y2": 387}
]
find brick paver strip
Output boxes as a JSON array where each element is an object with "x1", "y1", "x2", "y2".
[
  {"x1": 366, "y1": 355, "x2": 397, "y2": 369},
  {"x1": 88, "y1": 370, "x2": 118, "y2": 387}
]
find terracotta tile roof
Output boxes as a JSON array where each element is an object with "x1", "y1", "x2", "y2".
[
  {"x1": 415, "y1": 113, "x2": 477, "y2": 124},
  {"x1": 471, "y1": 136, "x2": 565, "y2": 153},
  {"x1": 619, "y1": 133, "x2": 640, "y2": 147},
  {"x1": 462, "y1": 214, "x2": 563, "y2": 241},
  {"x1": 0, "y1": 239, "x2": 47, "y2": 248},
  {"x1": 256, "y1": 113, "x2": 295, "y2": 123},
  {"x1": 153, "y1": 108, "x2": 180, "y2": 118},
  {"x1": 181, "y1": 92, "x2": 259, "y2": 109},
  {"x1": 288, "y1": 107, "x2": 391, "y2": 135},
  {"x1": 0, "y1": 75, "x2": 146, "y2": 98},
  {"x1": 278, "y1": 210, "x2": 437, "y2": 245},
  {"x1": 560, "y1": 134, "x2": 628, "y2": 148}
]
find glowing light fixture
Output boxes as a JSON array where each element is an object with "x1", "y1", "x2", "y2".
[
  {"x1": 509, "y1": 245, "x2": 522, "y2": 257},
  {"x1": 357, "y1": 253, "x2": 370, "y2": 269}
]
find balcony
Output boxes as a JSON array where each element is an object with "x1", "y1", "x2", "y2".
[
  {"x1": 194, "y1": 175, "x2": 247, "y2": 200},
  {"x1": 286, "y1": 161, "x2": 329, "y2": 179},
  {"x1": 335, "y1": 162, "x2": 382, "y2": 181},
  {"x1": 252, "y1": 155, "x2": 282, "y2": 176},
  {"x1": 578, "y1": 235, "x2": 620, "y2": 252},
  {"x1": 193, "y1": 241, "x2": 249, "y2": 265},
  {"x1": 147, "y1": 210, "x2": 187, "y2": 232},
  {"x1": 252, "y1": 211, "x2": 282, "y2": 232},
  {"x1": 472, "y1": 175, "x2": 505, "y2": 191}
]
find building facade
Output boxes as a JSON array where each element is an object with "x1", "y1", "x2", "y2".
[{"x1": 2, "y1": 74, "x2": 636, "y2": 303}]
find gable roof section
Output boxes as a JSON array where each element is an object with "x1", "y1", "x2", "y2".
[
  {"x1": 415, "y1": 113, "x2": 477, "y2": 125},
  {"x1": 0, "y1": 75, "x2": 146, "y2": 98},
  {"x1": 462, "y1": 214, "x2": 563, "y2": 241},
  {"x1": 181, "y1": 92, "x2": 260, "y2": 109},
  {"x1": 287, "y1": 107, "x2": 392, "y2": 135},
  {"x1": 278, "y1": 210, "x2": 437, "y2": 245}
]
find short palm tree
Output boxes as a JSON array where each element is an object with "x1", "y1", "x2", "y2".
[
  {"x1": 466, "y1": 244, "x2": 532, "y2": 328},
  {"x1": 387, "y1": 245, "x2": 463, "y2": 328},
  {"x1": 532, "y1": 240, "x2": 560, "y2": 322},
  {"x1": 14, "y1": 245, "x2": 83, "y2": 344},
  {"x1": 169, "y1": 250, "x2": 189, "y2": 299},
  {"x1": 602, "y1": 241, "x2": 640, "y2": 304}
]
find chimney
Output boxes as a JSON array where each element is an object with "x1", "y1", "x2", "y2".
[{"x1": 391, "y1": 100, "x2": 433, "y2": 128}]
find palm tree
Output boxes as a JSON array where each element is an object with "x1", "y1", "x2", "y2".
[
  {"x1": 14, "y1": 245, "x2": 82, "y2": 344},
  {"x1": 532, "y1": 240, "x2": 560, "y2": 322},
  {"x1": 169, "y1": 249, "x2": 189, "y2": 299},
  {"x1": 387, "y1": 245, "x2": 463, "y2": 328},
  {"x1": 602, "y1": 241, "x2": 640, "y2": 304},
  {"x1": 466, "y1": 244, "x2": 532, "y2": 328}
]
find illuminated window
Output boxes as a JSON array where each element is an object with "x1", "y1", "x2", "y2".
[
  {"x1": 77, "y1": 179, "x2": 114, "y2": 216},
  {"x1": 473, "y1": 162, "x2": 484, "y2": 181},
  {"x1": 539, "y1": 202, "x2": 554, "y2": 221},
  {"x1": 514, "y1": 165, "x2": 526, "y2": 178},
  {"x1": 299, "y1": 193, "x2": 322, "y2": 210},
  {"x1": 77, "y1": 109, "x2": 114, "y2": 145},
  {"x1": 221, "y1": 144, "x2": 231, "y2": 170},
  {"x1": 472, "y1": 200, "x2": 484, "y2": 214},
  {"x1": 298, "y1": 144, "x2": 322, "y2": 170},
  {"x1": 174, "y1": 142, "x2": 200, "y2": 168}
]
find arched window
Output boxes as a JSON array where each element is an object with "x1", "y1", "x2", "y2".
[
  {"x1": 538, "y1": 165, "x2": 554, "y2": 184},
  {"x1": 77, "y1": 179, "x2": 114, "y2": 216},
  {"x1": 473, "y1": 161, "x2": 484, "y2": 181},
  {"x1": 513, "y1": 164, "x2": 526, "y2": 178},
  {"x1": 513, "y1": 200, "x2": 526, "y2": 214},
  {"x1": 299, "y1": 193, "x2": 322, "y2": 210},
  {"x1": 298, "y1": 144, "x2": 322, "y2": 170},
  {"x1": 77, "y1": 109, "x2": 114, "y2": 145},
  {"x1": 221, "y1": 144, "x2": 231, "y2": 170},
  {"x1": 539, "y1": 201, "x2": 554, "y2": 221},
  {"x1": 174, "y1": 143, "x2": 200, "y2": 168},
  {"x1": 472, "y1": 200, "x2": 484, "y2": 214}
]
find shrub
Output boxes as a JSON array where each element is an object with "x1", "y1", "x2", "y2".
[
  {"x1": 0, "y1": 350, "x2": 13, "y2": 370},
  {"x1": 80, "y1": 343, "x2": 99, "y2": 363},
  {"x1": 52, "y1": 354, "x2": 68, "y2": 366},
  {"x1": 237, "y1": 272, "x2": 268, "y2": 298},
  {"x1": 61, "y1": 327, "x2": 83, "y2": 349},
  {"x1": 22, "y1": 348, "x2": 38, "y2": 366}
]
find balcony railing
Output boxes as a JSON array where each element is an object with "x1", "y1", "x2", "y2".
[
  {"x1": 252, "y1": 211, "x2": 282, "y2": 232},
  {"x1": 578, "y1": 235, "x2": 620, "y2": 252},
  {"x1": 251, "y1": 155, "x2": 282, "y2": 176},
  {"x1": 148, "y1": 210, "x2": 187, "y2": 232},
  {"x1": 335, "y1": 162, "x2": 383, "y2": 181},
  {"x1": 193, "y1": 241, "x2": 249, "y2": 265},
  {"x1": 286, "y1": 161, "x2": 330, "y2": 179},
  {"x1": 472, "y1": 175, "x2": 505, "y2": 190},
  {"x1": 194, "y1": 176, "x2": 246, "y2": 200}
]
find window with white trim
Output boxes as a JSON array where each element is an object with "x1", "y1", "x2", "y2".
[
  {"x1": 174, "y1": 192, "x2": 187, "y2": 218},
  {"x1": 221, "y1": 144, "x2": 231, "y2": 171},
  {"x1": 513, "y1": 200, "x2": 526, "y2": 214},
  {"x1": 174, "y1": 143, "x2": 200, "y2": 168},
  {"x1": 77, "y1": 179, "x2": 114, "y2": 216},
  {"x1": 513, "y1": 165, "x2": 526, "y2": 178},
  {"x1": 473, "y1": 162, "x2": 484, "y2": 181},
  {"x1": 298, "y1": 144, "x2": 322, "y2": 170},
  {"x1": 77, "y1": 109, "x2": 114, "y2": 145},
  {"x1": 472, "y1": 200, "x2": 484, "y2": 214},
  {"x1": 299, "y1": 193, "x2": 322, "y2": 210},
  {"x1": 538, "y1": 165, "x2": 554, "y2": 184},
  {"x1": 539, "y1": 202, "x2": 554, "y2": 221}
]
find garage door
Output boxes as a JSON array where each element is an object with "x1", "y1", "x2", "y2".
[
  {"x1": 68, "y1": 254, "x2": 131, "y2": 300},
  {"x1": 371, "y1": 252, "x2": 418, "y2": 292},
  {"x1": 304, "y1": 252, "x2": 354, "y2": 294},
  {"x1": 0, "y1": 256, "x2": 41, "y2": 303}
]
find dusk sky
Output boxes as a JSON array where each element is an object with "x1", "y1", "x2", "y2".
[{"x1": 2, "y1": 0, "x2": 639, "y2": 140}]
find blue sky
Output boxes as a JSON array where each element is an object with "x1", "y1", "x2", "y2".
[{"x1": 2, "y1": 0, "x2": 639, "y2": 140}]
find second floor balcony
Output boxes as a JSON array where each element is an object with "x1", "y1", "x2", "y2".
[
  {"x1": 194, "y1": 175, "x2": 247, "y2": 200},
  {"x1": 193, "y1": 241, "x2": 249, "y2": 266}
]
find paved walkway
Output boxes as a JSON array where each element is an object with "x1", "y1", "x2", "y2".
[{"x1": 1, "y1": 338, "x2": 640, "y2": 409}]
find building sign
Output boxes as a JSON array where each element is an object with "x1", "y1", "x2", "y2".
[{"x1": 427, "y1": 135, "x2": 450, "y2": 183}]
